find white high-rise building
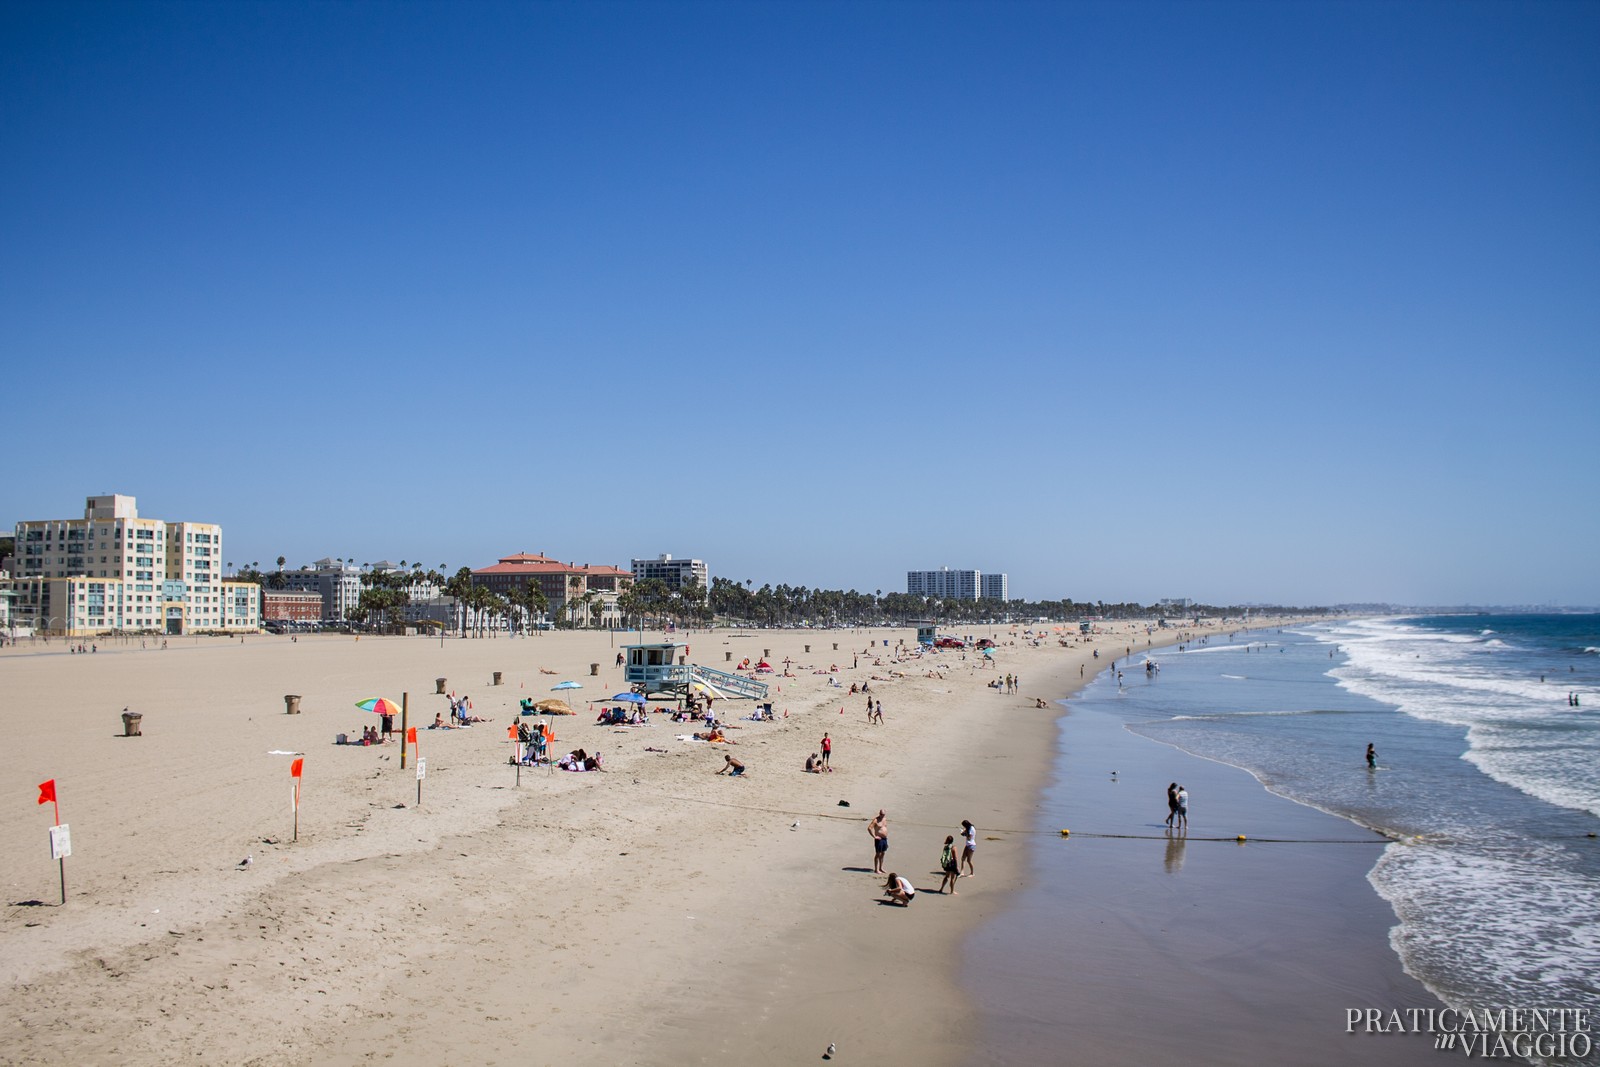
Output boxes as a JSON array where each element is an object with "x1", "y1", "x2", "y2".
[
  {"x1": 907, "y1": 567, "x2": 1009, "y2": 601},
  {"x1": 280, "y1": 559, "x2": 364, "y2": 623},
  {"x1": 631, "y1": 554, "x2": 710, "y2": 600},
  {"x1": 4, "y1": 494, "x2": 258, "y2": 636},
  {"x1": 907, "y1": 568, "x2": 980, "y2": 600}
]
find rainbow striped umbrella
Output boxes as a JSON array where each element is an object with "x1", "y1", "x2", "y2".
[{"x1": 356, "y1": 697, "x2": 402, "y2": 716}]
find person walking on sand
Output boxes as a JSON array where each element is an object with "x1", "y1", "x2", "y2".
[
  {"x1": 960, "y1": 819, "x2": 976, "y2": 876},
  {"x1": 939, "y1": 836, "x2": 961, "y2": 894},
  {"x1": 869, "y1": 810, "x2": 888, "y2": 874},
  {"x1": 1175, "y1": 786, "x2": 1189, "y2": 830},
  {"x1": 820, "y1": 732, "x2": 832, "y2": 771},
  {"x1": 1366, "y1": 743, "x2": 1377, "y2": 769},
  {"x1": 1165, "y1": 782, "x2": 1179, "y2": 827}
]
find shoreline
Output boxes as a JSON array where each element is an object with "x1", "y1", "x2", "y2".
[
  {"x1": 961, "y1": 625, "x2": 1441, "y2": 1065},
  {"x1": 1, "y1": 619, "x2": 1337, "y2": 1064}
]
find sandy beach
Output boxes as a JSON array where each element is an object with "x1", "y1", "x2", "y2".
[{"x1": 0, "y1": 617, "x2": 1414, "y2": 1065}]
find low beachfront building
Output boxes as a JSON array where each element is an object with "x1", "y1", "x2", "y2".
[
  {"x1": 472, "y1": 552, "x2": 634, "y2": 627},
  {"x1": 4, "y1": 493, "x2": 259, "y2": 636},
  {"x1": 262, "y1": 587, "x2": 323, "y2": 626}
]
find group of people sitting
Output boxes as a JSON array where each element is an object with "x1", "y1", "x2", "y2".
[
  {"x1": 595, "y1": 706, "x2": 650, "y2": 726},
  {"x1": 803, "y1": 752, "x2": 830, "y2": 773},
  {"x1": 673, "y1": 702, "x2": 717, "y2": 725},
  {"x1": 449, "y1": 697, "x2": 486, "y2": 725},
  {"x1": 345, "y1": 724, "x2": 390, "y2": 745},
  {"x1": 557, "y1": 748, "x2": 604, "y2": 772}
]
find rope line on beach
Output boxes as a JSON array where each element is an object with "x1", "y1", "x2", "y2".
[
  {"x1": 644, "y1": 791, "x2": 1399, "y2": 843},
  {"x1": 644, "y1": 792, "x2": 1598, "y2": 847}
]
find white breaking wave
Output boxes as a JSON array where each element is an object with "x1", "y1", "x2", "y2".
[
  {"x1": 1315, "y1": 620, "x2": 1600, "y2": 820},
  {"x1": 1371, "y1": 844, "x2": 1600, "y2": 1013}
]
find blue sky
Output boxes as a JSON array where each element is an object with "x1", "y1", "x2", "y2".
[{"x1": 3, "y1": 0, "x2": 1596, "y2": 606}]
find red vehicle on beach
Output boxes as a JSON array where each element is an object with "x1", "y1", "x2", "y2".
[{"x1": 934, "y1": 636, "x2": 966, "y2": 649}]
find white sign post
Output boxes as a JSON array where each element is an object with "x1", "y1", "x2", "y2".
[
  {"x1": 415, "y1": 757, "x2": 426, "y2": 806},
  {"x1": 48, "y1": 824, "x2": 71, "y2": 904}
]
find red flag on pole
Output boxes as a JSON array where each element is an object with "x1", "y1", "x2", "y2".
[
  {"x1": 37, "y1": 779, "x2": 56, "y2": 805},
  {"x1": 290, "y1": 758, "x2": 304, "y2": 778},
  {"x1": 406, "y1": 726, "x2": 417, "y2": 744}
]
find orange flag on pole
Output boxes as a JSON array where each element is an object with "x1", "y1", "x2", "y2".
[
  {"x1": 37, "y1": 779, "x2": 56, "y2": 805},
  {"x1": 290, "y1": 758, "x2": 304, "y2": 778},
  {"x1": 406, "y1": 727, "x2": 417, "y2": 744}
]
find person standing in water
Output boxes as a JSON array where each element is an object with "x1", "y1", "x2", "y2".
[{"x1": 1366, "y1": 743, "x2": 1377, "y2": 769}]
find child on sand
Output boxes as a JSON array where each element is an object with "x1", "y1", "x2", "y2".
[
  {"x1": 882, "y1": 873, "x2": 915, "y2": 906},
  {"x1": 939, "y1": 836, "x2": 960, "y2": 894}
]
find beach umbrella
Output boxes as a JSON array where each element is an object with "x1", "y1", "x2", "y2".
[
  {"x1": 551, "y1": 681, "x2": 583, "y2": 692},
  {"x1": 611, "y1": 692, "x2": 646, "y2": 704},
  {"x1": 357, "y1": 697, "x2": 402, "y2": 716},
  {"x1": 533, "y1": 698, "x2": 575, "y2": 715}
]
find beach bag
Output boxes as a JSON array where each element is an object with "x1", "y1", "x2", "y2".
[{"x1": 941, "y1": 844, "x2": 957, "y2": 872}]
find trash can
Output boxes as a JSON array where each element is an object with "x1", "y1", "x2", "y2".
[
  {"x1": 833, "y1": 643, "x2": 838, "y2": 650},
  {"x1": 725, "y1": 651, "x2": 732, "y2": 662},
  {"x1": 436, "y1": 677, "x2": 447, "y2": 694},
  {"x1": 122, "y1": 711, "x2": 143, "y2": 736},
  {"x1": 590, "y1": 663, "x2": 600, "y2": 676},
  {"x1": 805, "y1": 644, "x2": 811, "y2": 653},
  {"x1": 285, "y1": 695, "x2": 301, "y2": 715},
  {"x1": 493, "y1": 671, "x2": 503, "y2": 686}
]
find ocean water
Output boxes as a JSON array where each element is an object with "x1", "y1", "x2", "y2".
[{"x1": 970, "y1": 616, "x2": 1600, "y2": 1065}]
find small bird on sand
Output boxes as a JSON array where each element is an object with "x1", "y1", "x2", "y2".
[
  {"x1": 824, "y1": 1041, "x2": 836, "y2": 1059},
  {"x1": 237, "y1": 855, "x2": 253, "y2": 869}
]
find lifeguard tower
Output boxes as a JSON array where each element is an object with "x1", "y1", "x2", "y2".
[
  {"x1": 623, "y1": 642, "x2": 770, "y2": 702},
  {"x1": 915, "y1": 621, "x2": 938, "y2": 646}
]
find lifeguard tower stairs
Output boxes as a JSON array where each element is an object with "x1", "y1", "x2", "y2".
[{"x1": 624, "y1": 642, "x2": 770, "y2": 702}]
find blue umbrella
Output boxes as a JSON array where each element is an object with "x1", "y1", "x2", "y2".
[
  {"x1": 551, "y1": 681, "x2": 583, "y2": 692},
  {"x1": 611, "y1": 692, "x2": 646, "y2": 704}
]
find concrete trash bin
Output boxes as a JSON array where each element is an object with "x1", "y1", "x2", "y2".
[
  {"x1": 436, "y1": 677, "x2": 447, "y2": 694},
  {"x1": 590, "y1": 663, "x2": 600, "y2": 676},
  {"x1": 122, "y1": 712, "x2": 143, "y2": 736},
  {"x1": 493, "y1": 671, "x2": 503, "y2": 686},
  {"x1": 285, "y1": 695, "x2": 302, "y2": 715}
]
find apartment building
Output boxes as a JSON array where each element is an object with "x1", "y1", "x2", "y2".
[
  {"x1": 5, "y1": 493, "x2": 259, "y2": 635},
  {"x1": 279, "y1": 559, "x2": 363, "y2": 622},
  {"x1": 631, "y1": 554, "x2": 710, "y2": 600},
  {"x1": 907, "y1": 567, "x2": 1010, "y2": 601}
]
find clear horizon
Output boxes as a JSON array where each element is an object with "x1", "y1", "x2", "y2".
[{"x1": 4, "y1": 1, "x2": 1597, "y2": 605}]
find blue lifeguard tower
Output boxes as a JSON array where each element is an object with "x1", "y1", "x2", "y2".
[
  {"x1": 915, "y1": 621, "x2": 938, "y2": 646},
  {"x1": 624, "y1": 643, "x2": 769, "y2": 702}
]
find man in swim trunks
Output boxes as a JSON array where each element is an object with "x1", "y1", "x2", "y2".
[{"x1": 869, "y1": 810, "x2": 888, "y2": 874}]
